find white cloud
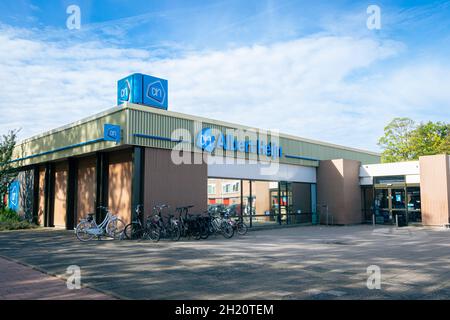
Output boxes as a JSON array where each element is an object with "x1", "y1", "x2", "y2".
[{"x1": 0, "y1": 24, "x2": 449, "y2": 152}]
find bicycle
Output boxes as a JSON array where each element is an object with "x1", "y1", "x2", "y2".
[
  {"x1": 75, "y1": 206, "x2": 125, "y2": 242},
  {"x1": 177, "y1": 205, "x2": 203, "y2": 240},
  {"x1": 147, "y1": 205, "x2": 181, "y2": 242},
  {"x1": 122, "y1": 205, "x2": 159, "y2": 240},
  {"x1": 226, "y1": 213, "x2": 248, "y2": 235},
  {"x1": 207, "y1": 209, "x2": 234, "y2": 239}
]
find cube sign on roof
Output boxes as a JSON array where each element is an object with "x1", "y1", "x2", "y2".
[{"x1": 117, "y1": 73, "x2": 168, "y2": 110}]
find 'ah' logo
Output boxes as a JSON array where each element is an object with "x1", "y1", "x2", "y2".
[
  {"x1": 146, "y1": 81, "x2": 166, "y2": 104},
  {"x1": 120, "y1": 80, "x2": 131, "y2": 102},
  {"x1": 104, "y1": 124, "x2": 121, "y2": 143},
  {"x1": 196, "y1": 128, "x2": 216, "y2": 153},
  {"x1": 10, "y1": 186, "x2": 18, "y2": 206}
]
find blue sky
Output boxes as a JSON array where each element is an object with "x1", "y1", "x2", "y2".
[{"x1": 0, "y1": 0, "x2": 449, "y2": 151}]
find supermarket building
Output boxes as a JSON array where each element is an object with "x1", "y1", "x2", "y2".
[{"x1": 7, "y1": 75, "x2": 450, "y2": 229}]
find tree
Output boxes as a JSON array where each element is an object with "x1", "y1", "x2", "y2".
[
  {"x1": 409, "y1": 121, "x2": 450, "y2": 158},
  {"x1": 378, "y1": 118, "x2": 450, "y2": 163},
  {"x1": 0, "y1": 130, "x2": 18, "y2": 210},
  {"x1": 438, "y1": 134, "x2": 450, "y2": 154},
  {"x1": 378, "y1": 118, "x2": 416, "y2": 163}
]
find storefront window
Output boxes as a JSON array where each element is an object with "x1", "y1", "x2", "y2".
[
  {"x1": 208, "y1": 178, "x2": 241, "y2": 217},
  {"x1": 251, "y1": 181, "x2": 279, "y2": 227},
  {"x1": 407, "y1": 187, "x2": 421, "y2": 222},
  {"x1": 208, "y1": 178, "x2": 314, "y2": 228}
]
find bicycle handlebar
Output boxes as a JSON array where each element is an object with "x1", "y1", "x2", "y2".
[
  {"x1": 153, "y1": 204, "x2": 169, "y2": 210},
  {"x1": 176, "y1": 205, "x2": 194, "y2": 211}
]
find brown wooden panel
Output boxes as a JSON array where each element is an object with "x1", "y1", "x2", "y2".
[
  {"x1": 108, "y1": 149, "x2": 132, "y2": 225},
  {"x1": 420, "y1": 155, "x2": 450, "y2": 226},
  {"x1": 53, "y1": 162, "x2": 68, "y2": 228},
  {"x1": 317, "y1": 159, "x2": 362, "y2": 225},
  {"x1": 76, "y1": 156, "x2": 96, "y2": 222},
  {"x1": 143, "y1": 148, "x2": 207, "y2": 219}
]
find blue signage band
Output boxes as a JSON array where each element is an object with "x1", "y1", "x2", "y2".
[
  {"x1": 10, "y1": 124, "x2": 121, "y2": 163},
  {"x1": 133, "y1": 133, "x2": 189, "y2": 144},
  {"x1": 284, "y1": 154, "x2": 319, "y2": 161},
  {"x1": 10, "y1": 138, "x2": 105, "y2": 163}
]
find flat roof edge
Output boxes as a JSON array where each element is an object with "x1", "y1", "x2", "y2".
[
  {"x1": 126, "y1": 103, "x2": 381, "y2": 157},
  {"x1": 15, "y1": 103, "x2": 381, "y2": 158},
  {"x1": 16, "y1": 106, "x2": 124, "y2": 146}
]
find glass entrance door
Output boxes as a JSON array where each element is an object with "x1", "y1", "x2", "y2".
[
  {"x1": 374, "y1": 188, "x2": 391, "y2": 224},
  {"x1": 391, "y1": 188, "x2": 407, "y2": 226},
  {"x1": 374, "y1": 187, "x2": 407, "y2": 225}
]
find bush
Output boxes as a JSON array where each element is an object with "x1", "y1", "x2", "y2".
[
  {"x1": 0, "y1": 208, "x2": 21, "y2": 222},
  {"x1": 0, "y1": 208, "x2": 38, "y2": 231}
]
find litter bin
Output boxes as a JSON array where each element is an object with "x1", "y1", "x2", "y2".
[{"x1": 396, "y1": 213, "x2": 407, "y2": 227}]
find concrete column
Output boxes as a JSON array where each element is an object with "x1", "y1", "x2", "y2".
[
  {"x1": 317, "y1": 159, "x2": 362, "y2": 225},
  {"x1": 419, "y1": 154, "x2": 450, "y2": 226}
]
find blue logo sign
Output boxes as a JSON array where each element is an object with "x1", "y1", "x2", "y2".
[
  {"x1": 196, "y1": 128, "x2": 216, "y2": 153},
  {"x1": 104, "y1": 124, "x2": 121, "y2": 143},
  {"x1": 117, "y1": 74, "x2": 142, "y2": 105},
  {"x1": 9, "y1": 180, "x2": 20, "y2": 212},
  {"x1": 143, "y1": 76, "x2": 168, "y2": 109},
  {"x1": 146, "y1": 81, "x2": 165, "y2": 104},
  {"x1": 119, "y1": 79, "x2": 131, "y2": 102},
  {"x1": 117, "y1": 73, "x2": 168, "y2": 110}
]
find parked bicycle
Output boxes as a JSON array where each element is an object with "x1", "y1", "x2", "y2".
[
  {"x1": 207, "y1": 208, "x2": 235, "y2": 239},
  {"x1": 177, "y1": 205, "x2": 204, "y2": 240},
  {"x1": 122, "y1": 205, "x2": 159, "y2": 240},
  {"x1": 226, "y1": 214, "x2": 248, "y2": 236},
  {"x1": 147, "y1": 204, "x2": 181, "y2": 242},
  {"x1": 75, "y1": 206, "x2": 125, "y2": 242}
]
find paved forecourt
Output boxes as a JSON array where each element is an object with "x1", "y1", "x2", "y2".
[{"x1": 0, "y1": 225, "x2": 450, "y2": 299}]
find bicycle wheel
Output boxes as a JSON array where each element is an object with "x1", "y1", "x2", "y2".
[
  {"x1": 200, "y1": 219, "x2": 209, "y2": 240},
  {"x1": 106, "y1": 218, "x2": 125, "y2": 240},
  {"x1": 192, "y1": 220, "x2": 202, "y2": 240},
  {"x1": 170, "y1": 225, "x2": 181, "y2": 241},
  {"x1": 146, "y1": 223, "x2": 161, "y2": 242},
  {"x1": 76, "y1": 220, "x2": 95, "y2": 242},
  {"x1": 123, "y1": 222, "x2": 144, "y2": 240},
  {"x1": 237, "y1": 221, "x2": 248, "y2": 235},
  {"x1": 221, "y1": 220, "x2": 235, "y2": 239}
]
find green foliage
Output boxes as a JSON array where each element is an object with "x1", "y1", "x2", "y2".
[
  {"x1": 0, "y1": 130, "x2": 19, "y2": 209},
  {"x1": 438, "y1": 134, "x2": 450, "y2": 154},
  {"x1": 378, "y1": 118, "x2": 450, "y2": 163},
  {"x1": 0, "y1": 208, "x2": 20, "y2": 222},
  {"x1": 0, "y1": 208, "x2": 37, "y2": 231},
  {"x1": 0, "y1": 220, "x2": 37, "y2": 231},
  {"x1": 378, "y1": 118, "x2": 416, "y2": 162},
  {"x1": 409, "y1": 121, "x2": 450, "y2": 158}
]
